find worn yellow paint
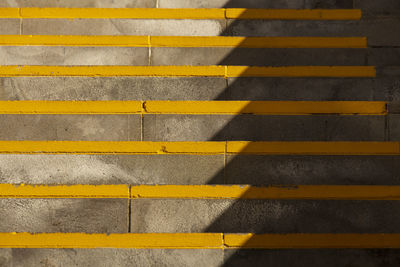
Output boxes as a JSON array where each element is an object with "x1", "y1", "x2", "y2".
[
  {"x1": 0, "y1": 184, "x2": 129, "y2": 198},
  {"x1": 143, "y1": 101, "x2": 387, "y2": 115},
  {"x1": 0, "y1": 66, "x2": 226, "y2": 77},
  {"x1": 2, "y1": 101, "x2": 386, "y2": 115},
  {"x1": 0, "y1": 141, "x2": 226, "y2": 155},
  {"x1": 1, "y1": 233, "x2": 399, "y2": 248},
  {"x1": 0, "y1": 8, "x2": 361, "y2": 20},
  {"x1": 0, "y1": 66, "x2": 375, "y2": 78},
  {"x1": 0, "y1": 35, "x2": 367, "y2": 48},
  {"x1": 0, "y1": 141, "x2": 398, "y2": 155},
  {"x1": 131, "y1": 185, "x2": 400, "y2": 200},
  {"x1": 0, "y1": 101, "x2": 142, "y2": 114},
  {"x1": 227, "y1": 66, "x2": 376, "y2": 78},
  {"x1": 0, "y1": 233, "x2": 223, "y2": 248},
  {"x1": 226, "y1": 9, "x2": 362, "y2": 20},
  {"x1": 1, "y1": 184, "x2": 400, "y2": 200},
  {"x1": 224, "y1": 234, "x2": 400, "y2": 248},
  {"x1": 227, "y1": 141, "x2": 400, "y2": 155}
]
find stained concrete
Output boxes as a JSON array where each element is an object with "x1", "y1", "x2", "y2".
[
  {"x1": 0, "y1": 19, "x2": 20, "y2": 35},
  {"x1": 0, "y1": 46, "x2": 149, "y2": 66},
  {"x1": 0, "y1": 154, "x2": 224, "y2": 185},
  {"x1": 22, "y1": 19, "x2": 226, "y2": 36},
  {"x1": 224, "y1": 155, "x2": 400, "y2": 185},
  {"x1": 0, "y1": 77, "x2": 228, "y2": 101},
  {"x1": 143, "y1": 114, "x2": 385, "y2": 141},
  {"x1": 0, "y1": 199, "x2": 128, "y2": 233},
  {"x1": 132, "y1": 199, "x2": 400, "y2": 233},
  {"x1": 224, "y1": 78, "x2": 399, "y2": 101},
  {"x1": 0, "y1": 115, "x2": 141, "y2": 141},
  {"x1": 7, "y1": 249, "x2": 223, "y2": 267}
]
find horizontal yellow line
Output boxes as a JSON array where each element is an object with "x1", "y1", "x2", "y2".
[
  {"x1": 0, "y1": 184, "x2": 129, "y2": 198},
  {"x1": 0, "y1": 141, "x2": 397, "y2": 155},
  {"x1": 224, "y1": 234, "x2": 400, "y2": 249},
  {"x1": 1, "y1": 233, "x2": 399, "y2": 248},
  {"x1": 0, "y1": 66, "x2": 376, "y2": 78},
  {"x1": 227, "y1": 141, "x2": 400, "y2": 155},
  {"x1": 0, "y1": 36, "x2": 367, "y2": 48},
  {"x1": 0, "y1": 233, "x2": 223, "y2": 249},
  {"x1": 143, "y1": 101, "x2": 386, "y2": 115},
  {"x1": 130, "y1": 185, "x2": 400, "y2": 200},
  {"x1": 0, "y1": 101, "x2": 386, "y2": 115},
  {"x1": 3, "y1": 184, "x2": 400, "y2": 200},
  {"x1": 0, "y1": 8, "x2": 362, "y2": 20}
]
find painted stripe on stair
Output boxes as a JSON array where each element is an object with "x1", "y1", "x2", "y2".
[
  {"x1": 0, "y1": 233, "x2": 399, "y2": 248},
  {"x1": 0, "y1": 101, "x2": 386, "y2": 115},
  {"x1": 3, "y1": 184, "x2": 399, "y2": 200},
  {"x1": 0, "y1": 141, "x2": 397, "y2": 155},
  {"x1": 0, "y1": 36, "x2": 368, "y2": 48},
  {"x1": 0, "y1": 8, "x2": 362, "y2": 20},
  {"x1": 0, "y1": 233, "x2": 223, "y2": 249},
  {"x1": 0, "y1": 66, "x2": 376, "y2": 77},
  {"x1": 224, "y1": 234, "x2": 400, "y2": 249}
]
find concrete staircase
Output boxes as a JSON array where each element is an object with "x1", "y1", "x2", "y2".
[{"x1": 0, "y1": 0, "x2": 400, "y2": 266}]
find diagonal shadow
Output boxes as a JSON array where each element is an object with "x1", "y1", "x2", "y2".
[{"x1": 200, "y1": 1, "x2": 400, "y2": 266}]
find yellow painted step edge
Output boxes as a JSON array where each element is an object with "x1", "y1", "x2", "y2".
[
  {"x1": 0, "y1": 66, "x2": 377, "y2": 78},
  {"x1": 224, "y1": 234, "x2": 400, "y2": 249},
  {"x1": 0, "y1": 141, "x2": 397, "y2": 155},
  {"x1": 0, "y1": 101, "x2": 387, "y2": 115},
  {"x1": 0, "y1": 233, "x2": 223, "y2": 249},
  {"x1": 1, "y1": 233, "x2": 399, "y2": 249},
  {"x1": 0, "y1": 36, "x2": 368, "y2": 48},
  {"x1": 2, "y1": 184, "x2": 400, "y2": 200},
  {"x1": 0, "y1": 8, "x2": 362, "y2": 20}
]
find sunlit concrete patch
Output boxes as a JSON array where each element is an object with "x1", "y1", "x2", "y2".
[
  {"x1": 0, "y1": 154, "x2": 224, "y2": 184},
  {"x1": 0, "y1": 114, "x2": 140, "y2": 141},
  {"x1": 0, "y1": 198, "x2": 128, "y2": 233},
  {"x1": 22, "y1": 19, "x2": 226, "y2": 36},
  {"x1": 0, "y1": 77, "x2": 228, "y2": 101},
  {"x1": 8, "y1": 248, "x2": 222, "y2": 267}
]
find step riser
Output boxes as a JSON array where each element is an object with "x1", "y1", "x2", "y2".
[
  {"x1": 0, "y1": 248, "x2": 222, "y2": 267},
  {"x1": 1, "y1": 77, "x2": 399, "y2": 101},
  {"x1": 0, "y1": 199, "x2": 127, "y2": 233},
  {"x1": 132, "y1": 199, "x2": 400, "y2": 233},
  {"x1": 1, "y1": 155, "x2": 400, "y2": 185},
  {"x1": 0, "y1": 115, "x2": 388, "y2": 141}
]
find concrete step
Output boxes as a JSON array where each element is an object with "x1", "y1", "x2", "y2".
[{"x1": 1, "y1": 76, "x2": 400, "y2": 101}]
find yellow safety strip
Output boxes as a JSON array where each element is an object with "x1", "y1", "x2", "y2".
[
  {"x1": 2, "y1": 184, "x2": 400, "y2": 200},
  {"x1": 0, "y1": 8, "x2": 362, "y2": 20},
  {"x1": 0, "y1": 233, "x2": 399, "y2": 248},
  {"x1": 0, "y1": 141, "x2": 397, "y2": 155},
  {"x1": 0, "y1": 101, "x2": 386, "y2": 115},
  {"x1": 0, "y1": 66, "x2": 376, "y2": 77}
]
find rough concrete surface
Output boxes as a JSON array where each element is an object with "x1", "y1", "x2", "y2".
[
  {"x1": 22, "y1": 19, "x2": 226, "y2": 36},
  {"x1": 0, "y1": 199, "x2": 128, "y2": 233},
  {"x1": 131, "y1": 199, "x2": 400, "y2": 233},
  {"x1": 225, "y1": 155, "x2": 400, "y2": 185},
  {"x1": 143, "y1": 114, "x2": 385, "y2": 141},
  {"x1": 0, "y1": 114, "x2": 141, "y2": 141},
  {"x1": 0, "y1": 154, "x2": 224, "y2": 185},
  {"x1": 6, "y1": 249, "x2": 223, "y2": 267},
  {"x1": 0, "y1": 77, "x2": 228, "y2": 101}
]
